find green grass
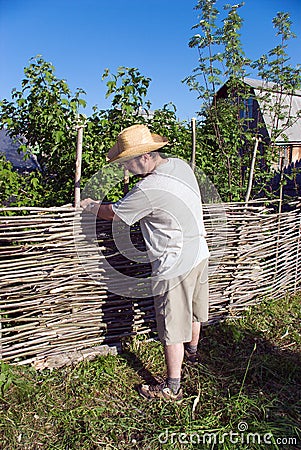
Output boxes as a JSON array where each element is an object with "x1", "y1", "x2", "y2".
[{"x1": 1, "y1": 293, "x2": 300, "y2": 449}]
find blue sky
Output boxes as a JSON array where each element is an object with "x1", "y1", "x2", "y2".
[{"x1": 0, "y1": 0, "x2": 300, "y2": 121}]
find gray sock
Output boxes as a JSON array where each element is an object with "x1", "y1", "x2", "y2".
[
  {"x1": 167, "y1": 377, "x2": 181, "y2": 394},
  {"x1": 185, "y1": 343, "x2": 198, "y2": 354}
]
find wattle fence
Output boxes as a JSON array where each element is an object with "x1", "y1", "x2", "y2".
[{"x1": 0, "y1": 199, "x2": 300, "y2": 368}]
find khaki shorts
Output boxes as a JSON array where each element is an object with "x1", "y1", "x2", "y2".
[{"x1": 152, "y1": 258, "x2": 209, "y2": 345}]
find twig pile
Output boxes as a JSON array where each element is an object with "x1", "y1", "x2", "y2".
[{"x1": 0, "y1": 199, "x2": 300, "y2": 367}]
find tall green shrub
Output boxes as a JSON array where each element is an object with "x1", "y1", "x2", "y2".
[
  {"x1": 185, "y1": 1, "x2": 301, "y2": 201},
  {"x1": 0, "y1": 61, "x2": 192, "y2": 206}
]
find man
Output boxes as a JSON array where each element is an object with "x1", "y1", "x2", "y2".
[{"x1": 81, "y1": 124, "x2": 209, "y2": 401}]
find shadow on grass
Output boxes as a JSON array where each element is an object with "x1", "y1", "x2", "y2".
[
  {"x1": 118, "y1": 307, "x2": 300, "y2": 447},
  {"x1": 119, "y1": 349, "x2": 160, "y2": 387},
  {"x1": 184, "y1": 318, "x2": 301, "y2": 440},
  {"x1": 199, "y1": 320, "x2": 300, "y2": 397},
  {"x1": 119, "y1": 318, "x2": 301, "y2": 412}
]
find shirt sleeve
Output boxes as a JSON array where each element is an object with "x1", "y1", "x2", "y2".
[{"x1": 112, "y1": 186, "x2": 153, "y2": 226}]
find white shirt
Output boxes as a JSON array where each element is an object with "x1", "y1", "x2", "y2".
[{"x1": 112, "y1": 157, "x2": 209, "y2": 279}]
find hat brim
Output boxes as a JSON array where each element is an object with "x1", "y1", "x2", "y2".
[{"x1": 107, "y1": 133, "x2": 168, "y2": 163}]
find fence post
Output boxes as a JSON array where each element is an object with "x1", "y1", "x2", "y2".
[
  {"x1": 273, "y1": 156, "x2": 286, "y2": 282},
  {"x1": 245, "y1": 137, "x2": 261, "y2": 205},
  {"x1": 74, "y1": 126, "x2": 84, "y2": 208},
  {"x1": 124, "y1": 168, "x2": 129, "y2": 195},
  {"x1": 294, "y1": 212, "x2": 301, "y2": 293},
  {"x1": 191, "y1": 117, "x2": 196, "y2": 172},
  {"x1": 278, "y1": 156, "x2": 285, "y2": 214}
]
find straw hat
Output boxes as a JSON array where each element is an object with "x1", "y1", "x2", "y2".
[{"x1": 107, "y1": 124, "x2": 168, "y2": 163}]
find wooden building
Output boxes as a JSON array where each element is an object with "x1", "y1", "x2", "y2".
[{"x1": 216, "y1": 77, "x2": 301, "y2": 169}]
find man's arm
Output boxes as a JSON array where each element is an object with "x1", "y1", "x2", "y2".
[{"x1": 80, "y1": 198, "x2": 119, "y2": 221}]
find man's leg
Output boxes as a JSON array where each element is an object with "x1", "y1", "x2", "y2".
[
  {"x1": 138, "y1": 272, "x2": 196, "y2": 400},
  {"x1": 189, "y1": 321, "x2": 201, "y2": 347},
  {"x1": 184, "y1": 321, "x2": 202, "y2": 364},
  {"x1": 138, "y1": 342, "x2": 184, "y2": 400},
  {"x1": 164, "y1": 343, "x2": 184, "y2": 395},
  {"x1": 184, "y1": 259, "x2": 209, "y2": 364},
  {"x1": 164, "y1": 343, "x2": 184, "y2": 378},
  {"x1": 164, "y1": 323, "x2": 201, "y2": 391}
]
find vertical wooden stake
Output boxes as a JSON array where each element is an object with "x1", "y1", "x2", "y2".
[
  {"x1": 75, "y1": 126, "x2": 83, "y2": 208},
  {"x1": 245, "y1": 137, "x2": 260, "y2": 205},
  {"x1": 274, "y1": 155, "x2": 285, "y2": 281},
  {"x1": 294, "y1": 214, "x2": 301, "y2": 293},
  {"x1": 191, "y1": 117, "x2": 196, "y2": 172},
  {"x1": 278, "y1": 155, "x2": 285, "y2": 214},
  {"x1": 124, "y1": 168, "x2": 129, "y2": 195}
]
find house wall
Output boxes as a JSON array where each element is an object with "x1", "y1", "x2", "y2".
[
  {"x1": 271, "y1": 144, "x2": 301, "y2": 170},
  {"x1": 292, "y1": 146, "x2": 301, "y2": 163}
]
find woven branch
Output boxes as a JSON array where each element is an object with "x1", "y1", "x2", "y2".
[{"x1": 0, "y1": 198, "x2": 300, "y2": 367}]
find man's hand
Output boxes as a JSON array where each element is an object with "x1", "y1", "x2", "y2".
[
  {"x1": 80, "y1": 198, "x2": 97, "y2": 212},
  {"x1": 80, "y1": 198, "x2": 116, "y2": 221}
]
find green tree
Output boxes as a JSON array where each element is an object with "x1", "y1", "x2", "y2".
[
  {"x1": 0, "y1": 55, "x2": 86, "y2": 205},
  {"x1": 251, "y1": 12, "x2": 301, "y2": 145},
  {"x1": 102, "y1": 66, "x2": 151, "y2": 116},
  {"x1": 248, "y1": 12, "x2": 301, "y2": 201},
  {"x1": 0, "y1": 155, "x2": 43, "y2": 207},
  {"x1": 185, "y1": 1, "x2": 253, "y2": 201},
  {"x1": 185, "y1": 1, "x2": 301, "y2": 201},
  {"x1": 0, "y1": 61, "x2": 192, "y2": 206},
  {"x1": 83, "y1": 67, "x2": 192, "y2": 201},
  {"x1": 81, "y1": 66, "x2": 153, "y2": 179}
]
